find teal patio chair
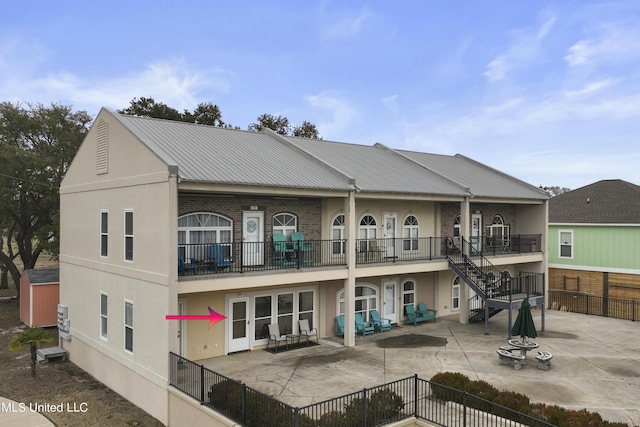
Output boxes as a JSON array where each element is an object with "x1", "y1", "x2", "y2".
[
  {"x1": 291, "y1": 231, "x2": 314, "y2": 264},
  {"x1": 272, "y1": 234, "x2": 295, "y2": 266},
  {"x1": 178, "y1": 251, "x2": 197, "y2": 275},
  {"x1": 335, "y1": 315, "x2": 346, "y2": 336},
  {"x1": 417, "y1": 302, "x2": 437, "y2": 322},
  {"x1": 208, "y1": 244, "x2": 232, "y2": 271},
  {"x1": 370, "y1": 310, "x2": 392, "y2": 332},
  {"x1": 355, "y1": 313, "x2": 375, "y2": 336}
]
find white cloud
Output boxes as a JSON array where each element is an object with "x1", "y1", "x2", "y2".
[
  {"x1": 484, "y1": 15, "x2": 556, "y2": 82},
  {"x1": 565, "y1": 24, "x2": 640, "y2": 67},
  {"x1": 304, "y1": 91, "x2": 359, "y2": 136},
  {"x1": 381, "y1": 94, "x2": 398, "y2": 113},
  {"x1": 319, "y1": 6, "x2": 373, "y2": 40}
]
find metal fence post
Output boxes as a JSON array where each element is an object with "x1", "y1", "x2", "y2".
[
  {"x1": 413, "y1": 374, "x2": 418, "y2": 418},
  {"x1": 200, "y1": 364, "x2": 205, "y2": 403},
  {"x1": 294, "y1": 407, "x2": 299, "y2": 427},
  {"x1": 463, "y1": 391, "x2": 467, "y2": 426},
  {"x1": 362, "y1": 388, "x2": 368, "y2": 426},
  {"x1": 241, "y1": 383, "x2": 246, "y2": 425}
]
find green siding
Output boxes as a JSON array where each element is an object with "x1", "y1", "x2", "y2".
[{"x1": 549, "y1": 225, "x2": 640, "y2": 269}]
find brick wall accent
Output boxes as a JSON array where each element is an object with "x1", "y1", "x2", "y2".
[
  {"x1": 178, "y1": 194, "x2": 322, "y2": 242},
  {"x1": 440, "y1": 203, "x2": 516, "y2": 237}
]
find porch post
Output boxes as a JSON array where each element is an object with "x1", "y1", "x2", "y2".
[
  {"x1": 459, "y1": 196, "x2": 471, "y2": 325},
  {"x1": 344, "y1": 191, "x2": 357, "y2": 347}
]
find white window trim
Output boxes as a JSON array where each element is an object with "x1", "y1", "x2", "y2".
[
  {"x1": 124, "y1": 210, "x2": 134, "y2": 262},
  {"x1": 331, "y1": 213, "x2": 345, "y2": 255},
  {"x1": 452, "y1": 277, "x2": 461, "y2": 311},
  {"x1": 559, "y1": 229, "x2": 574, "y2": 259},
  {"x1": 124, "y1": 299, "x2": 134, "y2": 354},
  {"x1": 401, "y1": 279, "x2": 416, "y2": 318},
  {"x1": 273, "y1": 212, "x2": 298, "y2": 238},
  {"x1": 402, "y1": 215, "x2": 419, "y2": 252},
  {"x1": 100, "y1": 292, "x2": 108, "y2": 340},
  {"x1": 100, "y1": 210, "x2": 108, "y2": 258},
  {"x1": 337, "y1": 283, "x2": 379, "y2": 322}
]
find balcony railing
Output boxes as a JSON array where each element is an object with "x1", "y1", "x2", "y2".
[{"x1": 177, "y1": 235, "x2": 542, "y2": 276}]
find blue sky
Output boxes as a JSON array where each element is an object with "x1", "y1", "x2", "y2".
[{"x1": 2, "y1": 1, "x2": 639, "y2": 190}]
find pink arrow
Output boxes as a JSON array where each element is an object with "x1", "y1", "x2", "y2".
[{"x1": 165, "y1": 306, "x2": 226, "y2": 329}]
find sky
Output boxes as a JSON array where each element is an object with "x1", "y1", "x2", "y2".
[{"x1": 1, "y1": 1, "x2": 639, "y2": 190}]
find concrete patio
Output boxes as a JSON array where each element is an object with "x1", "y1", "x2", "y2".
[{"x1": 202, "y1": 309, "x2": 640, "y2": 426}]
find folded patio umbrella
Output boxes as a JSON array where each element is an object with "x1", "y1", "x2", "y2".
[{"x1": 511, "y1": 297, "x2": 537, "y2": 341}]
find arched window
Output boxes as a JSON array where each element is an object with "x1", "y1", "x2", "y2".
[
  {"x1": 359, "y1": 214, "x2": 377, "y2": 252},
  {"x1": 273, "y1": 213, "x2": 297, "y2": 238},
  {"x1": 403, "y1": 215, "x2": 419, "y2": 251},
  {"x1": 337, "y1": 284, "x2": 378, "y2": 322},
  {"x1": 454, "y1": 215, "x2": 461, "y2": 237},
  {"x1": 332, "y1": 214, "x2": 345, "y2": 255},
  {"x1": 452, "y1": 277, "x2": 460, "y2": 311},
  {"x1": 486, "y1": 214, "x2": 509, "y2": 248},
  {"x1": 178, "y1": 213, "x2": 232, "y2": 261},
  {"x1": 402, "y1": 279, "x2": 416, "y2": 317}
]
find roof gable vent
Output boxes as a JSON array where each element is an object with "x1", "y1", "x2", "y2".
[{"x1": 96, "y1": 119, "x2": 108, "y2": 175}]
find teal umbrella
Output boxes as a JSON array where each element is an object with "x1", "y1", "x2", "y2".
[{"x1": 511, "y1": 298, "x2": 537, "y2": 341}]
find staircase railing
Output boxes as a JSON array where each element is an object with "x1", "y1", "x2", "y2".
[{"x1": 446, "y1": 238, "x2": 506, "y2": 299}]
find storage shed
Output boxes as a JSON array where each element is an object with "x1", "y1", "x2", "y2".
[{"x1": 20, "y1": 268, "x2": 60, "y2": 327}]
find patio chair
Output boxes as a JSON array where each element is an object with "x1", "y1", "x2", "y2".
[
  {"x1": 370, "y1": 309, "x2": 392, "y2": 332},
  {"x1": 267, "y1": 323, "x2": 288, "y2": 353},
  {"x1": 355, "y1": 313, "x2": 375, "y2": 336},
  {"x1": 272, "y1": 234, "x2": 295, "y2": 266},
  {"x1": 208, "y1": 244, "x2": 232, "y2": 271},
  {"x1": 335, "y1": 315, "x2": 346, "y2": 337},
  {"x1": 291, "y1": 231, "x2": 314, "y2": 264},
  {"x1": 298, "y1": 319, "x2": 318, "y2": 345},
  {"x1": 417, "y1": 302, "x2": 437, "y2": 321},
  {"x1": 178, "y1": 251, "x2": 197, "y2": 275}
]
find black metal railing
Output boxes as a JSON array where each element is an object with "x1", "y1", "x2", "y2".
[
  {"x1": 354, "y1": 237, "x2": 450, "y2": 264},
  {"x1": 169, "y1": 353, "x2": 554, "y2": 427},
  {"x1": 549, "y1": 290, "x2": 640, "y2": 321}
]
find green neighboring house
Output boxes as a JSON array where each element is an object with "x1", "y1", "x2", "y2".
[{"x1": 548, "y1": 179, "x2": 640, "y2": 309}]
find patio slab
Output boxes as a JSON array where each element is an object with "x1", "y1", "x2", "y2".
[{"x1": 201, "y1": 310, "x2": 640, "y2": 426}]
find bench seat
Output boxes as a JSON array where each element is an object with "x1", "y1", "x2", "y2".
[
  {"x1": 497, "y1": 349, "x2": 526, "y2": 370},
  {"x1": 536, "y1": 351, "x2": 553, "y2": 371}
]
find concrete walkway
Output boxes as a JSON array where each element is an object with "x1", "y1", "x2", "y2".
[
  {"x1": 0, "y1": 397, "x2": 54, "y2": 427},
  {"x1": 203, "y1": 309, "x2": 640, "y2": 426}
]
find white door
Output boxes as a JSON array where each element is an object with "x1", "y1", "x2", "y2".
[
  {"x1": 383, "y1": 281, "x2": 397, "y2": 324},
  {"x1": 228, "y1": 297, "x2": 250, "y2": 353},
  {"x1": 383, "y1": 213, "x2": 397, "y2": 259},
  {"x1": 471, "y1": 213, "x2": 482, "y2": 253},
  {"x1": 243, "y1": 211, "x2": 264, "y2": 266},
  {"x1": 177, "y1": 299, "x2": 186, "y2": 357}
]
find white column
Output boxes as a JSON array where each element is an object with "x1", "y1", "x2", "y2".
[
  {"x1": 343, "y1": 191, "x2": 356, "y2": 346},
  {"x1": 459, "y1": 196, "x2": 471, "y2": 324}
]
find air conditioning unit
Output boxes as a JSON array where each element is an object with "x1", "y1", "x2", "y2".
[{"x1": 57, "y1": 304, "x2": 71, "y2": 340}]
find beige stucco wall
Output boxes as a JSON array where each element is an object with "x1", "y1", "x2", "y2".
[{"x1": 60, "y1": 109, "x2": 177, "y2": 425}]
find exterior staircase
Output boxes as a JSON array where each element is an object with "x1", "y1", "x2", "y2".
[{"x1": 446, "y1": 238, "x2": 510, "y2": 323}]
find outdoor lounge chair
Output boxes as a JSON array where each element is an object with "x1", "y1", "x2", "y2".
[
  {"x1": 208, "y1": 244, "x2": 232, "y2": 271},
  {"x1": 291, "y1": 231, "x2": 314, "y2": 264},
  {"x1": 178, "y1": 251, "x2": 197, "y2": 275},
  {"x1": 417, "y1": 302, "x2": 437, "y2": 321},
  {"x1": 298, "y1": 319, "x2": 318, "y2": 345},
  {"x1": 272, "y1": 234, "x2": 295, "y2": 266},
  {"x1": 335, "y1": 315, "x2": 346, "y2": 336},
  {"x1": 370, "y1": 310, "x2": 392, "y2": 332},
  {"x1": 267, "y1": 324, "x2": 288, "y2": 353},
  {"x1": 355, "y1": 313, "x2": 375, "y2": 336}
]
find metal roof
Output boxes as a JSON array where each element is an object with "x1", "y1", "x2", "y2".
[
  {"x1": 112, "y1": 111, "x2": 354, "y2": 191},
  {"x1": 549, "y1": 179, "x2": 640, "y2": 224},
  {"x1": 286, "y1": 137, "x2": 470, "y2": 196},
  {"x1": 107, "y1": 109, "x2": 547, "y2": 200},
  {"x1": 397, "y1": 151, "x2": 548, "y2": 200}
]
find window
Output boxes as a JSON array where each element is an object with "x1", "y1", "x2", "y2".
[
  {"x1": 337, "y1": 284, "x2": 378, "y2": 322},
  {"x1": 332, "y1": 214, "x2": 345, "y2": 255},
  {"x1": 298, "y1": 291, "x2": 314, "y2": 329},
  {"x1": 124, "y1": 211, "x2": 133, "y2": 262},
  {"x1": 277, "y1": 293, "x2": 294, "y2": 334},
  {"x1": 100, "y1": 211, "x2": 108, "y2": 257},
  {"x1": 403, "y1": 215, "x2": 419, "y2": 251},
  {"x1": 178, "y1": 213, "x2": 233, "y2": 261},
  {"x1": 254, "y1": 296, "x2": 272, "y2": 340},
  {"x1": 273, "y1": 213, "x2": 297, "y2": 238},
  {"x1": 452, "y1": 277, "x2": 460, "y2": 310},
  {"x1": 100, "y1": 293, "x2": 108, "y2": 339},
  {"x1": 124, "y1": 300, "x2": 133, "y2": 353},
  {"x1": 559, "y1": 230, "x2": 573, "y2": 258},
  {"x1": 486, "y1": 215, "x2": 509, "y2": 247},
  {"x1": 402, "y1": 280, "x2": 416, "y2": 317},
  {"x1": 358, "y1": 215, "x2": 377, "y2": 251}
]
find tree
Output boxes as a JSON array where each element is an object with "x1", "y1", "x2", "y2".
[
  {"x1": 190, "y1": 102, "x2": 225, "y2": 126},
  {"x1": 9, "y1": 326, "x2": 53, "y2": 376},
  {"x1": 248, "y1": 114, "x2": 322, "y2": 139},
  {"x1": 248, "y1": 113, "x2": 291, "y2": 135},
  {"x1": 293, "y1": 121, "x2": 321, "y2": 139},
  {"x1": 0, "y1": 102, "x2": 91, "y2": 295},
  {"x1": 540, "y1": 186, "x2": 570, "y2": 197},
  {"x1": 117, "y1": 97, "x2": 185, "y2": 122}
]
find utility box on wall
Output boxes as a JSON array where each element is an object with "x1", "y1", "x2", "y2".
[{"x1": 20, "y1": 268, "x2": 60, "y2": 327}]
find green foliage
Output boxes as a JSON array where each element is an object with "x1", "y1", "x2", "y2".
[
  {"x1": 430, "y1": 372, "x2": 622, "y2": 427},
  {"x1": 118, "y1": 97, "x2": 231, "y2": 127},
  {"x1": 248, "y1": 113, "x2": 322, "y2": 139},
  {"x1": 8, "y1": 326, "x2": 54, "y2": 377}
]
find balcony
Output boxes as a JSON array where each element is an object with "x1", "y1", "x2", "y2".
[{"x1": 177, "y1": 234, "x2": 542, "y2": 277}]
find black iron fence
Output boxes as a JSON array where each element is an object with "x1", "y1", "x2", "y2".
[
  {"x1": 169, "y1": 352, "x2": 553, "y2": 427},
  {"x1": 549, "y1": 290, "x2": 640, "y2": 321}
]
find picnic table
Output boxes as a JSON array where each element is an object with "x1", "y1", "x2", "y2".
[{"x1": 508, "y1": 339, "x2": 539, "y2": 359}]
